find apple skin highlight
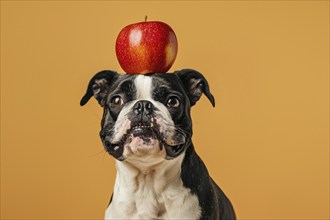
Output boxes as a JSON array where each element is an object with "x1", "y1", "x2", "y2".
[{"x1": 116, "y1": 21, "x2": 178, "y2": 74}]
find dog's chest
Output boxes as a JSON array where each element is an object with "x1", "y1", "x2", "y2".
[{"x1": 105, "y1": 168, "x2": 201, "y2": 219}]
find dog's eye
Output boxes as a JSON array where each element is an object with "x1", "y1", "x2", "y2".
[
  {"x1": 110, "y1": 96, "x2": 124, "y2": 107},
  {"x1": 167, "y1": 97, "x2": 180, "y2": 108}
]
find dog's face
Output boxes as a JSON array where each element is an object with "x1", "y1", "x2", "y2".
[{"x1": 81, "y1": 69, "x2": 214, "y2": 161}]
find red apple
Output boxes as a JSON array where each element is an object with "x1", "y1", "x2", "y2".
[{"x1": 115, "y1": 20, "x2": 178, "y2": 74}]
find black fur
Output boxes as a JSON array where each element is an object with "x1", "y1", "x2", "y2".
[{"x1": 181, "y1": 144, "x2": 236, "y2": 220}]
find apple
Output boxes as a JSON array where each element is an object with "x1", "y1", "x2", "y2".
[{"x1": 115, "y1": 20, "x2": 178, "y2": 74}]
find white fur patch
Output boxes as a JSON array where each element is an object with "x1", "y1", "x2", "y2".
[
  {"x1": 134, "y1": 75, "x2": 153, "y2": 100},
  {"x1": 105, "y1": 154, "x2": 201, "y2": 219}
]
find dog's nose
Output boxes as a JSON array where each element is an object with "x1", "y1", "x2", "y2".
[{"x1": 133, "y1": 100, "x2": 154, "y2": 115}]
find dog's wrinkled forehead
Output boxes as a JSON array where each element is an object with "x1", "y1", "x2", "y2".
[
  {"x1": 107, "y1": 74, "x2": 184, "y2": 101},
  {"x1": 106, "y1": 75, "x2": 137, "y2": 102}
]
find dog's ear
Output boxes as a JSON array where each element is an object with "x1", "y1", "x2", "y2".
[
  {"x1": 174, "y1": 69, "x2": 215, "y2": 107},
  {"x1": 80, "y1": 70, "x2": 119, "y2": 107}
]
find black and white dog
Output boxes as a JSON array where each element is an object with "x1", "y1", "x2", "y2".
[{"x1": 80, "y1": 69, "x2": 236, "y2": 219}]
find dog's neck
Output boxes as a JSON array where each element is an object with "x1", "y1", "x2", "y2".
[
  {"x1": 114, "y1": 154, "x2": 184, "y2": 194},
  {"x1": 106, "y1": 152, "x2": 201, "y2": 219}
]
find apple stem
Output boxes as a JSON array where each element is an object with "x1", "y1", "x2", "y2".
[{"x1": 145, "y1": 15, "x2": 148, "y2": 22}]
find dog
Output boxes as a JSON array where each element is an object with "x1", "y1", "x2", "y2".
[{"x1": 80, "y1": 69, "x2": 236, "y2": 220}]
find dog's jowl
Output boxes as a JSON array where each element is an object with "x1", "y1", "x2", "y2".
[{"x1": 81, "y1": 69, "x2": 236, "y2": 220}]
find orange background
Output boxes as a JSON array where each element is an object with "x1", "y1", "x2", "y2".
[{"x1": 1, "y1": 1, "x2": 329, "y2": 219}]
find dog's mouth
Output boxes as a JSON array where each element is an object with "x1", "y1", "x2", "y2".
[
  {"x1": 104, "y1": 123, "x2": 186, "y2": 160},
  {"x1": 131, "y1": 123, "x2": 155, "y2": 139}
]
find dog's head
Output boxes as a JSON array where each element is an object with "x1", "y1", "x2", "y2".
[{"x1": 80, "y1": 69, "x2": 214, "y2": 162}]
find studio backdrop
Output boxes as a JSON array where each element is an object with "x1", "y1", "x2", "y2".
[{"x1": 1, "y1": 1, "x2": 329, "y2": 219}]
